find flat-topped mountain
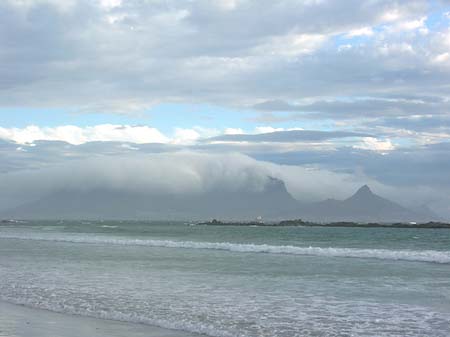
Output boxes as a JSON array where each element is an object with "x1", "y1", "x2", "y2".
[
  {"x1": 2, "y1": 177, "x2": 298, "y2": 220},
  {"x1": 2, "y1": 180, "x2": 439, "y2": 222}
]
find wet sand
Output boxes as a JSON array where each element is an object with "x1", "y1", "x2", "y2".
[{"x1": 0, "y1": 301, "x2": 201, "y2": 337}]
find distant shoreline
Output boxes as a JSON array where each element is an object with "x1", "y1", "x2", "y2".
[
  {"x1": 2, "y1": 218, "x2": 450, "y2": 229},
  {"x1": 197, "y1": 219, "x2": 450, "y2": 229}
]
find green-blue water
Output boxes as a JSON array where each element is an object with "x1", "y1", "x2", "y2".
[{"x1": 1, "y1": 221, "x2": 450, "y2": 336}]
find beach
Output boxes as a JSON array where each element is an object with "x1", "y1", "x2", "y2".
[
  {"x1": 1, "y1": 221, "x2": 450, "y2": 336},
  {"x1": 0, "y1": 301, "x2": 199, "y2": 337}
]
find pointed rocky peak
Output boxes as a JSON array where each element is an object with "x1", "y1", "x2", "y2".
[
  {"x1": 346, "y1": 184, "x2": 378, "y2": 202},
  {"x1": 355, "y1": 184, "x2": 373, "y2": 196}
]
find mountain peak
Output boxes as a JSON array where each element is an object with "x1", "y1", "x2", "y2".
[
  {"x1": 347, "y1": 184, "x2": 376, "y2": 201},
  {"x1": 356, "y1": 184, "x2": 372, "y2": 194}
]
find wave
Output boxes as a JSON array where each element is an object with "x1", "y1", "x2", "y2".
[
  {"x1": 1, "y1": 233, "x2": 449, "y2": 263},
  {"x1": 0, "y1": 297, "x2": 227, "y2": 337}
]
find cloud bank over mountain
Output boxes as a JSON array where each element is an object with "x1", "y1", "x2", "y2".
[
  {"x1": 0, "y1": 139, "x2": 448, "y2": 219},
  {"x1": 0, "y1": 151, "x2": 363, "y2": 209}
]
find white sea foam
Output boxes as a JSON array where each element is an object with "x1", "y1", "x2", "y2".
[
  {"x1": 1, "y1": 233, "x2": 449, "y2": 263},
  {"x1": 0, "y1": 297, "x2": 230, "y2": 337}
]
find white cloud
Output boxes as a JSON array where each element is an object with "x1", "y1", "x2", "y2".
[
  {"x1": 255, "y1": 33, "x2": 327, "y2": 57},
  {"x1": 99, "y1": 0, "x2": 122, "y2": 9},
  {"x1": 254, "y1": 126, "x2": 304, "y2": 134},
  {"x1": 353, "y1": 137, "x2": 395, "y2": 152},
  {"x1": 0, "y1": 150, "x2": 379, "y2": 207},
  {"x1": 433, "y1": 52, "x2": 450, "y2": 64},
  {"x1": 381, "y1": 9, "x2": 402, "y2": 22},
  {"x1": 4, "y1": 148, "x2": 436, "y2": 212},
  {"x1": 386, "y1": 16, "x2": 427, "y2": 33},
  {"x1": 0, "y1": 125, "x2": 169, "y2": 145},
  {"x1": 216, "y1": 0, "x2": 240, "y2": 11},
  {"x1": 172, "y1": 128, "x2": 201, "y2": 145},
  {"x1": 11, "y1": 0, "x2": 77, "y2": 12},
  {"x1": 397, "y1": 17, "x2": 426, "y2": 31},
  {"x1": 0, "y1": 125, "x2": 232, "y2": 145},
  {"x1": 337, "y1": 44, "x2": 352, "y2": 52},
  {"x1": 346, "y1": 27, "x2": 374, "y2": 37},
  {"x1": 378, "y1": 42, "x2": 415, "y2": 56},
  {"x1": 224, "y1": 128, "x2": 244, "y2": 135},
  {"x1": 254, "y1": 126, "x2": 285, "y2": 134}
]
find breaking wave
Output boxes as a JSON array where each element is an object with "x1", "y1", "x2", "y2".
[{"x1": 1, "y1": 233, "x2": 449, "y2": 263}]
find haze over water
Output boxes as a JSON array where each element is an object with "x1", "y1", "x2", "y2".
[{"x1": 1, "y1": 221, "x2": 449, "y2": 337}]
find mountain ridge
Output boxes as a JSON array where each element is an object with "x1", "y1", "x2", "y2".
[
  {"x1": 298, "y1": 185, "x2": 437, "y2": 223},
  {"x1": 2, "y1": 178, "x2": 440, "y2": 222}
]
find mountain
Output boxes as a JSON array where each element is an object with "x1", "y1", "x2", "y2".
[
  {"x1": 298, "y1": 185, "x2": 439, "y2": 223},
  {"x1": 2, "y1": 181, "x2": 439, "y2": 222},
  {"x1": 3, "y1": 177, "x2": 299, "y2": 220}
]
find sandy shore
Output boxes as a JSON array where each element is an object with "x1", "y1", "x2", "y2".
[{"x1": 0, "y1": 301, "x2": 201, "y2": 337}]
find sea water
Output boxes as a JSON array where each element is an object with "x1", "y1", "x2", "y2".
[{"x1": 0, "y1": 221, "x2": 449, "y2": 336}]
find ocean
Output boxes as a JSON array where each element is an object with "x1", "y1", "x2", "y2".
[{"x1": 0, "y1": 221, "x2": 449, "y2": 337}]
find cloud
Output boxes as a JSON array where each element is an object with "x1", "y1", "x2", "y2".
[
  {"x1": 17, "y1": 152, "x2": 438, "y2": 220},
  {"x1": 0, "y1": 151, "x2": 369, "y2": 210},
  {"x1": 0, "y1": 125, "x2": 169, "y2": 145},
  {"x1": 224, "y1": 128, "x2": 244, "y2": 135},
  {"x1": 386, "y1": 16, "x2": 427, "y2": 33},
  {"x1": 254, "y1": 126, "x2": 286, "y2": 133},
  {"x1": 251, "y1": 142, "x2": 450, "y2": 185},
  {"x1": 1, "y1": 137, "x2": 449, "y2": 217},
  {"x1": 249, "y1": 142, "x2": 450, "y2": 216},
  {"x1": 346, "y1": 26, "x2": 374, "y2": 37},
  {"x1": 369, "y1": 115, "x2": 450, "y2": 132},
  {"x1": 0, "y1": 0, "x2": 446, "y2": 116},
  {"x1": 251, "y1": 97, "x2": 450, "y2": 144},
  {"x1": 433, "y1": 52, "x2": 450, "y2": 64},
  {"x1": 252, "y1": 97, "x2": 450, "y2": 119},
  {"x1": 205, "y1": 130, "x2": 372, "y2": 143},
  {"x1": 0, "y1": 124, "x2": 376, "y2": 147},
  {"x1": 172, "y1": 128, "x2": 201, "y2": 144},
  {"x1": 253, "y1": 33, "x2": 327, "y2": 57},
  {"x1": 353, "y1": 137, "x2": 395, "y2": 152}
]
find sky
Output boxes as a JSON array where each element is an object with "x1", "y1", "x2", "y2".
[{"x1": 0, "y1": 0, "x2": 450, "y2": 217}]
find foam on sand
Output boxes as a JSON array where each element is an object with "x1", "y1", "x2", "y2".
[{"x1": 0, "y1": 300, "x2": 201, "y2": 337}]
